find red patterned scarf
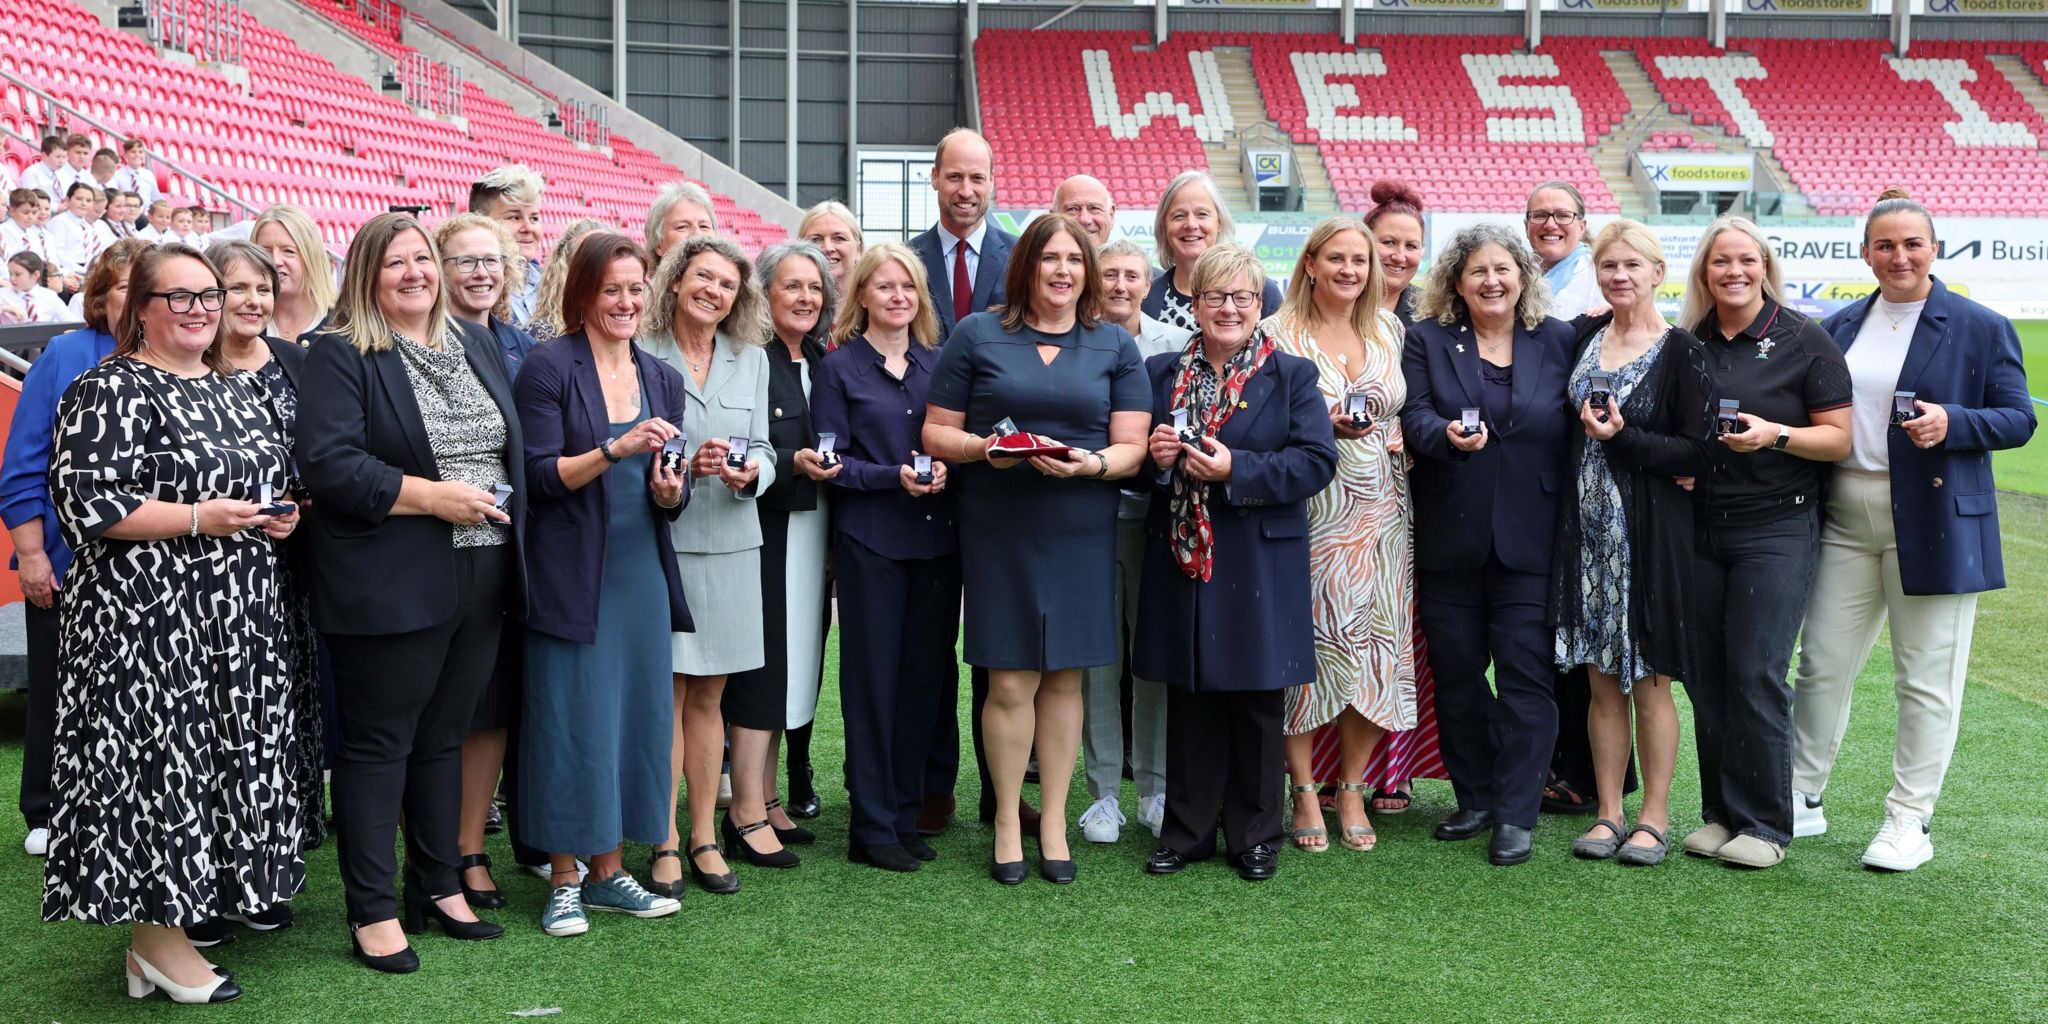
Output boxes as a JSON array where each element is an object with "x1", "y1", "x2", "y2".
[{"x1": 1167, "y1": 325, "x2": 1275, "y2": 581}]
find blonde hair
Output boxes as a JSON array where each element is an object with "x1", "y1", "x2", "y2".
[
  {"x1": 1416, "y1": 222, "x2": 1550, "y2": 332},
  {"x1": 646, "y1": 181, "x2": 718, "y2": 254},
  {"x1": 1679, "y1": 216, "x2": 1784, "y2": 333},
  {"x1": 1186, "y1": 243, "x2": 1266, "y2": 306},
  {"x1": 434, "y1": 213, "x2": 524, "y2": 322},
  {"x1": 644, "y1": 234, "x2": 765, "y2": 344},
  {"x1": 1590, "y1": 218, "x2": 1664, "y2": 267},
  {"x1": 1153, "y1": 171, "x2": 1236, "y2": 274},
  {"x1": 330, "y1": 212, "x2": 450, "y2": 354},
  {"x1": 829, "y1": 242, "x2": 939, "y2": 350},
  {"x1": 1279, "y1": 217, "x2": 1391, "y2": 350},
  {"x1": 250, "y1": 204, "x2": 336, "y2": 318},
  {"x1": 529, "y1": 217, "x2": 609, "y2": 336},
  {"x1": 469, "y1": 164, "x2": 543, "y2": 212},
  {"x1": 798, "y1": 200, "x2": 863, "y2": 249}
]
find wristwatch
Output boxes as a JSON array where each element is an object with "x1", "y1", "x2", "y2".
[
  {"x1": 1091, "y1": 451, "x2": 1109, "y2": 479},
  {"x1": 600, "y1": 436, "x2": 623, "y2": 464},
  {"x1": 1771, "y1": 426, "x2": 1791, "y2": 451}
]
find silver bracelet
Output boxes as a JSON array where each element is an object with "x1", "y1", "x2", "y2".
[{"x1": 189, "y1": 503, "x2": 200, "y2": 537}]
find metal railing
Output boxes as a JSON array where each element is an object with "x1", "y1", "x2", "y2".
[
  {"x1": 558, "y1": 97, "x2": 608, "y2": 148},
  {"x1": 0, "y1": 68, "x2": 261, "y2": 219},
  {"x1": 391, "y1": 52, "x2": 463, "y2": 117},
  {"x1": 144, "y1": 0, "x2": 245, "y2": 66}
]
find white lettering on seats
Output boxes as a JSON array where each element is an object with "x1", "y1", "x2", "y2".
[
  {"x1": 1460, "y1": 53, "x2": 1584, "y2": 144},
  {"x1": 1886, "y1": 57, "x2": 2039, "y2": 148},
  {"x1": 1082, "y1": 48, "x2": 1235, "y2": 142},
  {"x1": 1290, "y1": 50, "x2": 1418, "y2": 142},
  {"x1": 1653, "y1": 53, "x2": 1773, "y2": 148}
]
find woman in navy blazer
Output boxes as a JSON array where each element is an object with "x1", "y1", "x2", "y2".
[
  {"x1": 297, "y1": 213, "x2": 526, "y2": 970},
  {"x1": 1398, "y1": 222, "x2": 1576, "y2": 867},
  {"x1": 1791, "y1": 190, "x2": 2036, "y2": 872},
  {"x1": 1132, "y1": 244, "x2": 1337, "y2": 883},
  {"x1": 514, "y1": 233, "x2": 696, "y2": 934}
]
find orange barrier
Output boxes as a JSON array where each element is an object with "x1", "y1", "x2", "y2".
[{"x1": 0, "y1": 372, "x2": 22, "y2": 606}]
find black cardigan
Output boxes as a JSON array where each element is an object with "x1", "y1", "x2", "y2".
[
  {"x1": 757, "y1": 333, "x2": 829, "y2": 514},
  {"x1": 1547, "y1": 313, "x2": 1717, "y2": 684}
]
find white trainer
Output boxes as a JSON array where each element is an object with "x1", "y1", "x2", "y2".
[
  {"x1": 23, "y1": 827, "x2": 49, "y2": 857},
  {"x1": 1862, "y1": 813, "x2": 1933, "y2": 872},
  {"x1": 1792, "y1": 790, "x2": 1828, "y2": 838},
  {"x1": 521, "y1": 857, "x2": 589, "y2": 883},
  {"x1": 1078, "y1": 796, "x2": 1125, "y2": 844},
  {"x1": 1138, "y1": 793, "x2": 1166, "y2": 838}
]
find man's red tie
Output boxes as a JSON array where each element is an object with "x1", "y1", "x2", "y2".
[{"x1": 952, "y1": 239, "x2": 972, "y2": 325}]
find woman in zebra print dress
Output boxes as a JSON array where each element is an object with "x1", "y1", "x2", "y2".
[{"x1": 43, "y1": 245, "x2": 302, "y2": 1004}]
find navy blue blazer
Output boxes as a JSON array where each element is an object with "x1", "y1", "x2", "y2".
[
  {"x1": 1131, "y1": 347, "x2": 1337, "y2": 693},
  {"x1": 1400, "y1": 315, "x2": 1577, "y2": 576},
  {"x1": 297, "y1": 318, "x2": 529, "y2": 635},
  {"x1": 909, "y1": 222, "x2": 1016, "y2": 339},
  {"x1": 515, "y1": 332, "x2": 695, "y2": 644},
  {"x1": 1822, "y1": 278, "x2": 2035, "y2": 594}
]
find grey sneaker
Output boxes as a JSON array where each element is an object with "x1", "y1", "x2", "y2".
[
  {"x1": 581, "y1": 871, "x2": 680, "y2": 918},
  {"x1": 540, "y1": 883, "x2": 589, "y2": 937}
]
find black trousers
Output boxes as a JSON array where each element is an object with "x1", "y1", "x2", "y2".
[
  {"x1": 1418, "y1": 552, "x2": 1557, "y2": 829},
  {"x1": 1160, "y1": 688, "x2": 1284, "y2": 862},
  {"x1": 327, "y1": 546, "x2": 510, "y2": 923},
  {"x1": 490, "y1": 622, "x2": 547, "y2": 868},
  {"x1": 17, "y1": 598, "x2": 58, "y2": 829},
  {"x1": 1690, "y1": 510, "x2": 1818, "y2": 846},
  {"x1": 836, "y1": 536, "x2": 961, "y2": 847},
  {"x1": 925, "y1": 666, "x2": 994, "y2": 800}
]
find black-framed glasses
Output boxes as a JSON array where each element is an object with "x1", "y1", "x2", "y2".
[
  {"x1": 1199, "y1": 290, "x2": 1259, "y2": 310},
  {"x1": 148, "y1": 288, "x2": 226, "y2": 313},
  {"x1": 1526, "y1": 210, "x2": 1581, "y2": 225},
  {"x1": 443, "y1": 255, "x2": 503, "y2": 273}
]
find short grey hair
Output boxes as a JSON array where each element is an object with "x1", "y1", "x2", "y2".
[
  {"x1": 1416, "y1": 222, "x2": 1551, "y2": 332},
  {"x1": 204, "y1": 239, "x2": 279, "y2": 297},
  {"x1": 644, "y1": 233, "x2": 765, "y2": 344},
  {"x1": 646, "y1": 181, "x2": 719, "y2": 253},
  {"x1": 1152, "y1": 170, "x2": 1236, "y2": 274},
  {"x1": 1096, "y1": 239, "x2": 1151, "y2": 271},
  {"x1": 754, "y1": 240, "x2": 839, "y2": 344}
]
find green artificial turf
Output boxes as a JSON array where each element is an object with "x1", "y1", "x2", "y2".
[
  {"x1": 1993, "y1": 320, "x2": 2048, "y2": 498},
  {"x1": 3, "y1": 628, "x2": 2048, "y2": 1023}
]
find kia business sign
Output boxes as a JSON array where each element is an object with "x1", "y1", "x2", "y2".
[{"x1": 1637, "y1": 152, "x2": 1756, "y2": 193}]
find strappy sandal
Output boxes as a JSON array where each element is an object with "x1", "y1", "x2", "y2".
[
  {"x1": 1370, "y1": 787, "x2": 1413, "y2": 815},
  {"x1": 1571, "y1": 818, "x2": 1628, "y2": 860},
  {"x1": 1288, "y1": 782, "x2": 1329, "y2": 853},
  {"x1": 1335, "y1": 781, "x2": 1378, "y2": 852},
  {"x1": 1542, "y1": 771, "x2": 1597, "y2": 815},
  {"x1": 1616, "y1": 823, "x2": 1669, "y2": 867}
]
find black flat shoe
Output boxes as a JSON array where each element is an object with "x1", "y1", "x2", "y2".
[
  {"x1": 224, "y1": 904, "x2": 294, "y2": 931},
  {"x1": 723, "y1": 813, "x2": 801, "y2": 869},
  {"x1": 1144, "y1": 847, "x2": 1188, "y2": 875},
  {"x1": 765, "y1": 799, "x2": 816, "y2": 846},
  {"x1": 1233, "y1": 844, "x2": 1279, "y2": 881},
  {"x1": 1039, "y1": 857, "x2": 1077, "y2": 884},
  {"x1": 400, "y1": 890, "x2": 505, "y2": 940},
  {"x1": 646, "y1": 848, "x2": 684, "y2": 899},
  {"x1": 184, "y1": 918, "x2": 235, "y2": 948},
  {"x1": 1489, "y1": 824, "x2": 1534, "y2": 866},
  {"x1": 1434, "y1": 808, "x2": 1494, "y2": 841},
  {"x1": 900, "y1": 835, "x2": 937, "y2": 862},
  {"x1": 989, "y1": 857, "x2": 1028, "y2": 886},
  {"x1": 787, "y1": 763, "x2": 822, "y2": 819},
  {"x1": 848, "y1": 842, "x2": 921, "y2": 873},
  {"x1": 689, "y1": 843, "x2": 740, "y2": 894},
  {"x1": 349, "y1": 923, "x2": 420, "y2": 975},
  {"x1": 459, "y1": 853, "x2": 507, "y2": 910}
]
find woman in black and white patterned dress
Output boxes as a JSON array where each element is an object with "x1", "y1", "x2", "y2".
[{"x1": 43, "y1": 244, "x2": 302, "y2": 1005}]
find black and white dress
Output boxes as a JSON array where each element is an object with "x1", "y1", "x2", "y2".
[
  {"x1": 42, "y1": 358, "x2": 303, "y2": 927},
  {"x1": 254, "y1": 354, "x2": 325, "y2": 849}
]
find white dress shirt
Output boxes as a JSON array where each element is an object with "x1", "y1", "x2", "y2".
[
  {"x1": 109, "y1": 165, "x2": 160, "y2": 204},
  {"x1": 45, "y1": 212, "x2": 113, "y2": 274},
  {"x1": 1, "y1": 220, "x2": 51, "y2": 261},
  {"x1": 18, "y1": 162, "x2": 60, "y2": 200},
  {"x1": 938, "y1": 220, "x2": 989, "y2": 301},
  {"x1": 0, "y1": 285, "x2": 73, "y2": 324}
]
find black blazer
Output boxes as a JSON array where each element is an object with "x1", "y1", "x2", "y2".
[
  {"x1": 262, "y1": 334, "x2": 306, "y2": 390},
  {"x1": 757, "y1": 333, "x2": 829, "y2": 513},
  {"x1": 1400, "y1": 315, "x2": 1577, "y2": 576},
  {"x1": 516, "y1": 332, "x2": 693, "y2": 645},
  {"x1": 296, "y1": 319, "x2": 529, "y2": 635}
]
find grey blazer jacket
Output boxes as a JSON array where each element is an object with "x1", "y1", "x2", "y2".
[{"x1": 645, "y1": 330, "x2": 778, "y2": 555}]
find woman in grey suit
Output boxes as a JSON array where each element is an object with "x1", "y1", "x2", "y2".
[{"x1": 641, "y1": 234, "x2": 780, "y2": 894}]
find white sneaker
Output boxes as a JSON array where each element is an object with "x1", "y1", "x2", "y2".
[
  {"x1": 1862, "y1": 813, "x2": 1933, "y2": 872},
  {"x1": 521, "y1": 858, "x2": 589, "y2": 883},
  {"x1": 1078, "y1": 796, "x2": 1124, "y2": 844},
  {"x1": 1138, "y1": 793, "x2": 1166, "y2": 839},
  {"x1": 716, "y1": 771, "x2": 733, "y2": 809},
  {"x1": 23, "y1": 827, "x2": 48, "y2": 857},
  {"x1": 1792, "y1": 790, "x2": 1828, "y2": 838}
]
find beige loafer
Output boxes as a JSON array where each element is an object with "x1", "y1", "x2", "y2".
[
  {"x1": 1717, "y1": 834, "x2": 1786, "y2": 868},
  {"x1": 1681, "y1": 822, "x2": 1734, "y2": 858}
]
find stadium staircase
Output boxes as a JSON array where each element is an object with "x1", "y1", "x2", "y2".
[
  {"x1": 1989, "y1": 54, "x2": 2048, "y2": 143},
  {"x1": 1200, "y1": 46, "x2": 1336, "y2": 217}
]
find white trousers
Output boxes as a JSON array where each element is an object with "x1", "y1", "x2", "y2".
[{"x1": 1791, "y1": 468, "x2": 1977, "y2": 822}]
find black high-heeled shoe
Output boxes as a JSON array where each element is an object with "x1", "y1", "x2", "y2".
[
  {"x1": 1039, "y1": 856, "x2": 1077, "y2": 885},
  {"x1": 349, "y1": 923, "x2": 420, "y2": 975},
  {"x1": 689, "y1": 843, "x2": 740, "y2": 894},
  {"x1": 645, "y1": 848, "x2": 684, "y2": 899},
  {"x1": 766, "y1": 798, "x2": 815, "y2": 846},
  {"x1": 989, "y1": 857, "x2": 1028, "y2": 886},
  {"x1": 723, "y1": 813, "x2": 801, "y2": 868},
  {"x1": 459, "y1": 853, "x2": 507, "y2": 910},
  {"x1": 400, "y1": 890, "x2": 505, "y2": 941},
  {"x1": 787, "y1": 763, "x2": 822, "y2": 819}
]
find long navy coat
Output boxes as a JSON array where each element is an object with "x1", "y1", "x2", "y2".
[
  {"x1": 1822, "y1": 278, "x2": 2035, "y2": 595},
  {"x1": 1131, "y1": 346, "x2": 1337, "y2": 693}
]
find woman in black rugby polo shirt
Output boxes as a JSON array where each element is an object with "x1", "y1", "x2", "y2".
[{"x1": 1674, "y1": 216, "x2": 1851, "y2": 870}]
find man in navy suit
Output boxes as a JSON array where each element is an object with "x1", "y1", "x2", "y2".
[
  {"x1": 907, "y1": 128, "x2": 1022, "y2": 837},
  {"x1": 908, "y1": 129, "x2": 1016, "y2": 341}
]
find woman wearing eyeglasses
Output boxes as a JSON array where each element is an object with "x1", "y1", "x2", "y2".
[{"x1": 43, "y1": 244, "x2": 302, "y2": 1003}]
